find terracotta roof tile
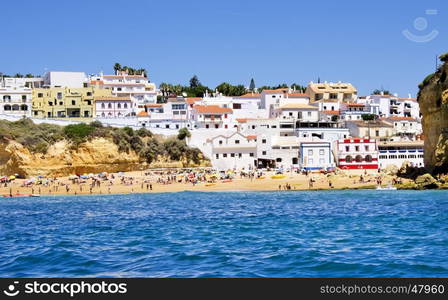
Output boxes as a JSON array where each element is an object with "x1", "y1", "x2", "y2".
[{"x1": 194, "y1": 105, "x2": 233, "y2": 114}]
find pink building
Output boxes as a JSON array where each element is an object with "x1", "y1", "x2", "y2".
[
  {"x1": 336, "y1": 138, "x2": 379, "y2": 170},
  {"x1": 94, "y1": 96, "x2": 132, "y2": 117}
]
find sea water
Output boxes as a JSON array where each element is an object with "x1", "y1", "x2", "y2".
[{"x1": 0, "y1": 190, "x2": 447, "y2": 277}]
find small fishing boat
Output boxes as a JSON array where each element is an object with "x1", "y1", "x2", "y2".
[
  {"x1": 376, "y1": 185, "x2": 397, "y2": 191},
  {"x1": 2, "y1": 193, "x2": 35, "y2": 197}
]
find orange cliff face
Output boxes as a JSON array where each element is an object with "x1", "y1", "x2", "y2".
[
  {"x1": 417, "y1": 54, "x2": 448, "y2": 174},
  {"x1": 0, "y1": 138, "x2": 143, "y2": 177},
  {"x1": 0, "y1": 137, "x2": 211, "y2": 178}
]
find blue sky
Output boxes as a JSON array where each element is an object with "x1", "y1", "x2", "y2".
[{"x1": 1, "y1": 0, "x2": 447, "y2": 96}]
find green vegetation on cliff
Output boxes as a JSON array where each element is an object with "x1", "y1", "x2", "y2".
[{"x1": 0, "y1": 118, "x2": 205, "y2": 165}]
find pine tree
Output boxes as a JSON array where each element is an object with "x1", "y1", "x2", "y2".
[{"x1": 249, "y1": 78, "x2": 255, "y2": 91}]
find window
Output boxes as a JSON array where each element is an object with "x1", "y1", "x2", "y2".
[
  {"x1": 38, "y1": 93, "x2": 43, "y2": 98},
  {"x1": 165, "y1": 124, "x2": 169, "y2": 129},
  {"x1": 276, "y1": 158, "x2": 282, "y2": 162},
  {"x1": 307, "y1": 112, "x2": 311, "y2": 117},
  {"x1": 235, "y1": 140, "x2": 240, "y2": 144},
  {"x1": 308, "y1": 149, "x2": 313, "y2": 156},
  {"x1": 365, "y1": 155, "x2": 373, "y2": 162},
  {"x1": 355, "y1": 155, "x2": 363, "y2": 162},
  {"x1": 87, "y1": 92, "x2": 92, "y2": 96},
  {"x1": 319, "y1": 149, "x2": 324, "y2": 156},
  {"x1": 345, "y1": 155, "x2": 353, "y2": 163},
  {"x1": 117, "y1": 103, "x2": 121, "y2": 108},
  {"x1": 22, "y1": 95, "x2": 27, "y2": 101},
  {"x1": 57, "y1": 92, "x2": 63, "y2": 99},
  {"x1": 365, "y1": 145, "x2": 369, "y2": 151},
  {"x1": 232, "y1": 103, "x2": 241, "y2": 109},
  {"x1": 375, "y1": 130, "x2": 379, "y2": 137},
  {"x1": 308, "y1": 158, "x2": 313, "y2": 164},
  {"x1": 71, "y1": 100, "x2": 76, "y2": 105},
  {"x1": 124, "y1": 103, "x2": 128, "y2": 108},
  {"x1": 238, "y1": 153, "x2": 242, "y2": 158},
  {"x1": 345, "y1": 146, "x2": 350, "y2": 152},
  {"x1": 355, "y1": 146, "x2": 360, "y2": 152},
  {"x1": 319, "y1": 158, "x2": 325, "y2": 164},
  {"x1": 101, "y1": 103, "x2": 105, "y2": 109},
  {"x1": 262, "y1": 151, "x2": 267, "y2": 155},
  {"x1": 223, "y1": 153, "x2": 227, "y2": 158},
  {"x1": 216, "y1": 154, "x2": 219, "y2": 159},
  {"x1": 250, "y1": 153, "x2": 254, "y2": 157},
  {"x1": 231, "y1": 153, "x2": 235, "y2": 157},
  {"x1": 262, "y1": 139, "x2": 266, "y2": 144},
  {"x1": 219, "y1": 140, "x2": 223, "y2": 145},
  {"x1": 108, "y1": 103, "x2": 112, "y2": 109}
]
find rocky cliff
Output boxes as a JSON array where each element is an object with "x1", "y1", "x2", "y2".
[
  {"x1": 417, "y1": 54, "x2": 448, "y2": 174},
  {"x1": 0, "y1": 138, "x2": 209, "y2": 177}
]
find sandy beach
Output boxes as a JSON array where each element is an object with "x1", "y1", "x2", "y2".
[{"x1": 0, "y1": 169, "x2": 398, "y2": 197}]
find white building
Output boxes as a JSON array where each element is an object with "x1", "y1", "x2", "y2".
[
  {"x1": 206, "y1": 132, "x2": 257, "y2": 171},
  {"x1": 336, "y1": 138, "x2": 379, "y2": 170},
  {"x1": 90, "y1": 71, "x2": 157, "y2": 115},
  {"x1": 359, "y1": 94, "x2": 420, "y2": 120},
  {"x1": 383, "y1": 116, "x2": 422, "y2": 140},
  {"x1": 345, "y1": 120, "x2": 394, "y2": 139},
  {"x1": 94, "y1": 96, "x2": 132, "y2": 117},
  {"x1": 191, "y1": 105, "x2": 234, "y2": 129},
  {"x1": 272, "y1": 103, "x2": 319, "y2": 122},
  {"x1": 43, "y1": 71, "x2": 87, "y2": 88},
  {"x1": 260, "y1": 89, "x2": 310, "y2": 118},
  {"x1": 378, "y1": 141, "x2": 424, "y2": 169},
  {"x1": 0, "y1": 77, "x2": 32, "y2": 117},
  {"x1": 299, "y1": 141, "x2": 335, "y2": 171},
  {"x1": 340, "y1": 103, "x2": 377, "y2": 121}
]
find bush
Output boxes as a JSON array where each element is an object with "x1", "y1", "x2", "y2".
[
  {"x1": 90, "y1": 120, "x2": 103, "y2": 128},
  {"x1": 177, "y1": 128, "x2": 191, "y2": 140},
  {"x1": 163, "y1": 138, "x2": 187, "y2": 161},
  {"x1": 122, "y1": 126, "x2": 134, "y2": 137},
  {"x1": 63, "y1": 123, "x2": 95, "y2": 143},
  {"x1": 136, "y1": 128, "x2": 152, "y2": 138}
]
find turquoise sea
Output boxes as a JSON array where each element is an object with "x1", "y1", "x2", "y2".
[{"x1": 0, "y1": 190, "x2": 447, "y2": 277}]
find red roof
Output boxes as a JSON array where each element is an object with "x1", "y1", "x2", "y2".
[
  {"x1": 185, "y1": 97, "x2": 202, "y2": 105},
  {"x1": 246, "y1": 135, "x2": 257, "y2": 140},
  {"x1": 144, "y1": 104, "x2": 162, "y2": 107},
  {"x1": 194, "y1": 105, "x2": 233, "y2": 114},
  {"x1": 137, "y1": 111, "x2": 148, "y2": 117},
  {"x1": 347, "y1": 103, "x2": 365, "y2": 107},
  {"x1": 321, "y1": 110, "x2": 340, "y2": 115},
  {"x1": 262, "y1": 88, "x2": 288, "y2": 94},
  {"x1": 387, "y1": 116, "x2": 416, "y2": 121},
  {"x1": 287, "y1": 93, "x2": 308, "y2": 98},
  {"x1": 237, "y1": 93, "x2": 261, "y2": 98}
]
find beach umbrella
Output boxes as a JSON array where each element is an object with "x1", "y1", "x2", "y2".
[{"x1": 9, "y1": 175, "x2": 15, "y2": 180}]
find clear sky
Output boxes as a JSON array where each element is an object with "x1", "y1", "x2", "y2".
[{"x1": 1, "y1": 0, "x2": 447, "y2": 96}]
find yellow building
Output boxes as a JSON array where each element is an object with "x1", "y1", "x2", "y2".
[
  {"x1": 32, "y1": 87, "x2": 111, "y2": 118},
  {"x1": 306, "y1": 82, "x2": 357, "y2": 103}
]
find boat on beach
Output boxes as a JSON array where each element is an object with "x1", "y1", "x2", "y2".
[{"x1": 376, "y1": 185, "x2": 397, "y2": 191}]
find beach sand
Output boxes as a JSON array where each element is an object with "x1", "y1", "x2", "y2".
[{"x1": 0, "y1": 169, "x2": 398, "y2": 197}]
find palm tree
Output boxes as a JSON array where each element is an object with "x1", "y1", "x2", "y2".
[{"x1": 113, "y1": 63, "x2": 121, "y2": 75}]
